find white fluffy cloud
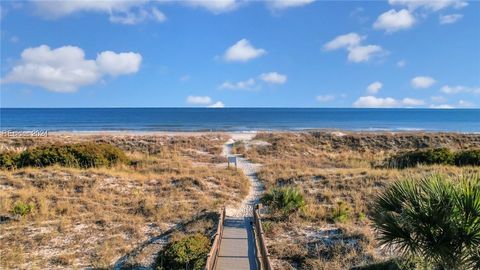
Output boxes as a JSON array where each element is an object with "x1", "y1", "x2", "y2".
[
  {"x1": 109, "y1": 7, "x2": 166, "y2": 24},
  {"x1": 429, "y1": 99, "x2": 474, "y2": 109},
  {"x1": 182, "y1": 0, "x2": 238, "y2": 14},
  {"x1": 2, "y1": 45, "x2": 142, "y2": 92},
  {"x1": 366, "y1": 81, "x2": 382, "y2": 94},
  {"x1": 430, "y1": 104, "x2": 454, "y2": 109},
  {"x1": 259, "y1": 72, "x2": 287, "y2": 84},
  {"x1": 439, "y1": 13, "x2": 463, "y2": 24},
  {"x1": 186, "y1": 95, "x2": 212, "y2": 105},
  {"x1": 323, "y1": 32, "x2": 363, "y2": 51},
  {"x1": 353, "y1": 96, "x2": 398, "y2": 108},
  {"x1": 267, "y1": 0, "x2": 315, "y2": 10},
  {"x1": 220, "y1": 71, "x2": 288, "y2": 90},
  {"x1": 223, "y1": 39, "x2": 266, "y2": 62},
  {"x1": 377, "y1": 1, "x2": 467, "y2": 32},
  {"x1": 373, "y1": 9, "x2": 415, "y2": 32},
  {"x1": 208, "y1": 101, "x2": 225, "y2": 108},
  {"x1": 388, "y1": 0, "x2": 468, "y2": 11},
  {"x1": 32, "y1": 0, "x2": 166, "y2": 24},
  {"x1": 186, "y1": 95, "x2": 224, "y2": 107},
  {"x1": 323, "y1": 33, "x2": 386, "y2": 63},
  {"x1": 353, "y1": 96, "x2": 425, "y2": 107},
  {"x1": 97, "y1": 51, "x2": 142, "y2": 76},
  {"x1": 219, "y1": 78, "x2": 256, "y2": 90},
  {"x1": 441, "y1": 85, "x2": 480, "y2": 94},
  {"x1": 348, "y1": 45, "x2": 385, "y2": 63},
  {"x1": 33, "y1": 0, "x2": 146, "y2": 18},
  {"x1": 411, "y1": 76, "x2": 436, "y2": 88},
  {"x1": 316, "y1": 95, "x2": 335, "y2": 102}
]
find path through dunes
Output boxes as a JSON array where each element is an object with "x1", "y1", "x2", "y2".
[
  {"x1": 214, "y1": 134, "x2": 265, "y2": 270},
  {"x1": 221, "y1": 134, "x2": 264, "y2": 218}
]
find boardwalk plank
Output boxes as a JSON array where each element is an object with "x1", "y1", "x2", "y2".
[{"x1": 214, "y1": 217, "x2": 257, "y2": 270}]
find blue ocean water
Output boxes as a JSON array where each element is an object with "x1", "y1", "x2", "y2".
[{"x1": 0, "y1": 108, "x2": 479, "y2": 132}]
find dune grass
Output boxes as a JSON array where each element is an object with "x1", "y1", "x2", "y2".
[
  {"x1": 0, "y1": 134, "x2": 248, "y2": 269},
  {"x1": 244, "y1": 132, "x2": 480, "y2": 270}
]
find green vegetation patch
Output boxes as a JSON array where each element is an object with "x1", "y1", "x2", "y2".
[
  {"x1": 157, "y1": 233, "x2": 210, "y2": 270},
  {"x1": 371, "y1": 174, "x2": 480, "y2": 269},
  {"x1": 386, "y1": 148, "x2": 480, "y2": 169},
  {"x1": 261, "y1": 186, "x2": 305, "y2": 216},
  {"x1": 11, "y1": 201, "x2": 35, "y2": 217},
  {"x1": 0, "y1": 142, "x2": 128, "y2": 169}
]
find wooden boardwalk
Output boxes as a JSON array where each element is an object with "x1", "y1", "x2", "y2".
[{"x1": 214, "y1": 217, "x2": 258, "y2": 270}]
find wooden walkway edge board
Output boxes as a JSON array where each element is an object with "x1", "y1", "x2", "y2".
[{"x1": 204, "y1": 205, "x2": 273, "y2": 270}]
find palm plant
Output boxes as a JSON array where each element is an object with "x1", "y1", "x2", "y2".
[{"x1": 371, "y1": 174, "x2": 480, "y2": 269}]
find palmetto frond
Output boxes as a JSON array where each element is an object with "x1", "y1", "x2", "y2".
[{"x1": 371, "y1": 174, "x2": 480, "y2": 269}]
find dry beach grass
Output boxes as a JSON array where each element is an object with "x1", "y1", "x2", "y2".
[
  {"x1": 0, "y1": 134, "x2": 248, "y2": 269},
  {"x1": 241, "y1": 132, "x2": 480, "y2": 269}
]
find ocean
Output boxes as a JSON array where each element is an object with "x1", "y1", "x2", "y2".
[{"x1": 0, "y1": 108, "x2": 479, "y2": 132}]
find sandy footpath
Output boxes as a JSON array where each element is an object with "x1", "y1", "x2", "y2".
[{"x1": 222, "y1": 133, "x2": 265, "y2": 217}]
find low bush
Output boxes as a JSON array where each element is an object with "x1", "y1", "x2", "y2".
[
  {"x1": 0, "y1": 151, "x2": 18, "y2": 170},
  {"x1": 455, "y1": 149, "x2": 480, "y2": 166},
  {"x1": 158, "y1": 233, "x2": 210, "y2": 270},
  {"x1": 0, "y1": 143, "x2": 128, "y2": 169},
  {"x1": 261, "y1": 187, "x2": 305, "y2": 216},
  {"x1": 386, "y1": 148, "x2": 480, "y2": 169}
]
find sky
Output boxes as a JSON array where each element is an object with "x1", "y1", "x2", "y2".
[{"x1": 0, "y1": 0, "x2": 479, "y2": 108}]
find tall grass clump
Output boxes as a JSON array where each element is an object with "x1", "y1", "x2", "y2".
[
  {"x1": 157, "y1": 233, "x2": 210, "y2": 270},
  {"x1": 332, "y1": 201, "x2": 350, "y2": 223},
  {"x1": 261, "y1": 186, "x2": 305, "y2": 216},
  {"x1": 11, "y1": 201, "x2": 35, "y2": 217},
  {"x1": 371, "y1": 174, "x2": 480, "y2": 269},
  {"x1": 386, "y1": 148, "x2": 480, "y2": 169},
  {"x1": 0, "y1": 143, "x2": 128, "y2": 169}
]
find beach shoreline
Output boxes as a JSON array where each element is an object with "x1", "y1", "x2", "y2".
[{"x1": 1, "y1": 129, "x2": 478, "y2": 138}]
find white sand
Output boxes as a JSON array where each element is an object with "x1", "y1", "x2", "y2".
[{"x1": 222, "y1": 133, "x2": 265, "y2": 217}]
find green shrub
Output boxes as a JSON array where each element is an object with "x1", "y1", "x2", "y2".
[
  {"x1": 455, "y1": 149, "x2": 480, "y2": 166},
  {"x1": 2, "y1": 143, "x2": 128, "y2": 169},
  {"x1": 11, "y1": 201, "x2": 35, "y2": 217},
  {"x1": 158, "y1": 233, "x2": 210, "y2": 270},
  {"x1": 385, "y1": 148, "x2": 480, "y2": 169},
  {"x1": 371, "y1": 174, "x2": 480, "y2": 269},
  {"x1": 17, "y1": 144, "x2": 77, "y2": 168},
  {"x1": 261, "y1": 187, "x2": 305, "y2": 216},
  {"x1": 0, "y1": 151, "x2": 19, "y2": 169}
]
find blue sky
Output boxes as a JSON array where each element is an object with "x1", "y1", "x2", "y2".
[{"x1": 1, "y1": 0, "x2": 479, "y2": 108}]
